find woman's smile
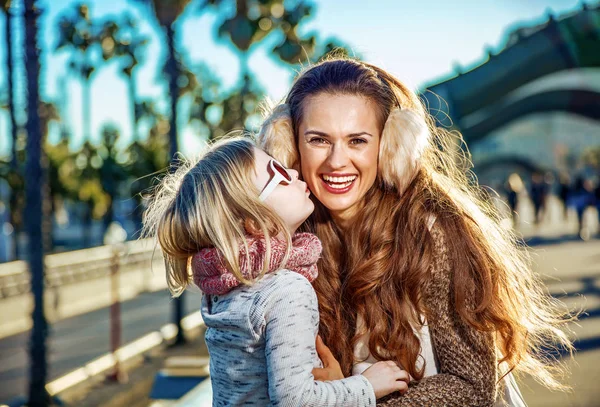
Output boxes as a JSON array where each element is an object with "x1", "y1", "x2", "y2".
[{"x1": 320, "y1": 173, "x2": 358, "y2": 194}]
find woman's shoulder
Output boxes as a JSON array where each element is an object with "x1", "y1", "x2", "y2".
[
  {"x1": 422, "y1": 216, "x2": 453, "y2": 290},
  {"x1": 423, "y1": 213, "x2": 446, "y2": 250}
]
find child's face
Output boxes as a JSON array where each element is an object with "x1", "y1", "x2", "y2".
[{"x1": 253, "y1": 147, "x2": 314, "y2": 232}]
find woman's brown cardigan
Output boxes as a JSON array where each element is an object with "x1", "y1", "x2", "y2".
[{"x1": 377, "y1": 226, "x2": 498, "y2": 406}]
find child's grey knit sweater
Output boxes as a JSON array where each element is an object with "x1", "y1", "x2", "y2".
[{"x1": 200, "y1": 269, "x2": 376, "y2": 406}]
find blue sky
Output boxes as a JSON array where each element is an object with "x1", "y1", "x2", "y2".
[{"x1": 0, "y1": 0, "x2": 588, "y2": 157}]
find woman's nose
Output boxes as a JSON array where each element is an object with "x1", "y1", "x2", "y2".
[{"x1": 327, "y1": 144, "x2": 349, "y2": 169}]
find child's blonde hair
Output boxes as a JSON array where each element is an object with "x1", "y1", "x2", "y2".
[{"x1": 142, "y1": 136, "x2": 292, "y2": 297}]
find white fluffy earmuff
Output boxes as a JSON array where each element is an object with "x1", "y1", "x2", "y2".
[{"x1": 379, "y1": 108, "x2": 431, "y2": 194}]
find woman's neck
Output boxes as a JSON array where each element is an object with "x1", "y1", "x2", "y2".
[{"x1": 329, "y1": 203, "x2": 363, "y2": 233}]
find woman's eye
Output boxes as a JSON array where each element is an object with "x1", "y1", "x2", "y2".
[
  {"x1": 350, "y1": 138, "x2": 367, "y2": 145},
  {"x1": 309, "y1": 137, "x2": 328, "y2": 145}
]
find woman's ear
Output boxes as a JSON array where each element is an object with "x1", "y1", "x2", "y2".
[
  {"x1": 256, "y1": 104, "x2": 299, "y2": 170},
  {"x1": 379, "y1": 108, "x2": 430, "y2": 194}
]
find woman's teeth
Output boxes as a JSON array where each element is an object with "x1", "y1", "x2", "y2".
[{"x1": 322, "y1": 175, "x2": 357, "y2": 189}]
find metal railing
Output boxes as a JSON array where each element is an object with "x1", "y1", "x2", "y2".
[{"x1": 0, "y1": 239, "x2": 160, "y2": 299}]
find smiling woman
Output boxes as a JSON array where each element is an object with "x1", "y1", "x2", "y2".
[{"x1": 258, "y1": 57, "x2": 573, "y2": 407}]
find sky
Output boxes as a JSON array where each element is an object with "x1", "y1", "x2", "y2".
[{"x1": 0, "y1": 0, "x2": 590, "y2": 157}]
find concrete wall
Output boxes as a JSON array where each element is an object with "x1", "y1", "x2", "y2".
[{"x1": 0, "y1": 240, "x2": 167, "y2": 339}]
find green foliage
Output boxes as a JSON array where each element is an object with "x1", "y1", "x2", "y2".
[
  {"x1": 218, "y1": 73, "x2": 264, "y2": 134},
  {"x1": 55, "y1": 3, "x2": 100, "y2": 80},
  {"x1": 187, "y1": 63, "x2": 224, "y2": 138},
  {"x1": 0, "y1": 1, "x2": 12, "y2": 12},
  {"x1": 123, "y1": 99, "x2": 170, "y2": 197},
  {"x1": 102, "y1": 13, "x2": 150, "y2": 77}
]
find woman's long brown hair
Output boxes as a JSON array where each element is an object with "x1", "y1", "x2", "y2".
[{"x1": 263, "y1": 57, "x2": 574, "y2": 390}]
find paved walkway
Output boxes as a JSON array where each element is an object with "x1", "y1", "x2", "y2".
[
  {"x1": 519, "y1": 238, "x2": 600, "y2": 406},
  {"x1": 0, "y1": 289, "x2": 204, "y2": 404}
]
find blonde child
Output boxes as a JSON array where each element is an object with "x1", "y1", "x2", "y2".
[{"x1": 143, "y1": 137, "x2": 409, "y2": 406}]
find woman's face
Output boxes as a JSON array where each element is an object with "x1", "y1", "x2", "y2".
[
  {"x1": 253, "y1": 147, "x2": 314, "y2": 233},
  {"x1": 297, "y1": 93, "x2": 381, "y2": 223}
]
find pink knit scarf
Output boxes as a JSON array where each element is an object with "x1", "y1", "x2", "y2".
[{"x1": 191, "y1": 232, "x2": 322, "y2": 295}]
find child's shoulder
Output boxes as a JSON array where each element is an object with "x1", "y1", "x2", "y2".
[
  {"x1": 250, "y1": 270, "x2": 316, "y2": 312},
  {"x1": 256, "y1": 269, "x2": 313, "y2": 293}
]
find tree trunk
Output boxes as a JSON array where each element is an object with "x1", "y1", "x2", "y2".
[
  {"x1": 128, "y1": 74, "x2": 138, "y2": 142},
  {"x1": 41, "y1": 134, "x2": 53, "y2": 254},
  {"x1": 5, "y1": 5, "x2": 21, "y2": 261},
  {"x1": 83, "y1": 201, "x2": 93, "y2": 248},
  {"x1": 83, "y1": 79, "x2": 91, "y2": 143},
  {"x1": 24, "y1": 1, "x2": 50, "y2": 405},
  {"x1": 165, "y1": 24, "x2": 178, "y2": 161},
  {"x1": 8, "y1": 185, "x2": 21, "y2": 260},
  {"x1": 127, "y1": 74, "x2": 141, "y2": 238},
  {"x1": 165, "y1": 23, "x2": 185, "y2": 345}
]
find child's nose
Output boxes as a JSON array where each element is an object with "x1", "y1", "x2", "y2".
[{"x1": 289, "y1": 169, "x2": 300, "y2": 180}]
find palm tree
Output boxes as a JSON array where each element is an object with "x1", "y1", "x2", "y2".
[
  {"x1": 78, "y1": 142, "x2": 105, "y2": 248},
  {"x1": 24, "y1": 0, "x2": 49, "y2": 404},
  {"x1": 215, "y1": 0, "x2": 283, "y2": 129},
  {"x1": 213, "y1": 0, "x2": 320, "y2": 131},
  {"x1": 269, "y1": 1, "x2": 316, "y2": 65},
  {"x1": 55, "y1": 3, "x2": 117, "y2": 143},
  {"x1": 126, "y1": 99, "x2": 169, "y2": 236},
  {"x1": 187, "y1": 63, "x2": 222, "y2": 139},
  {"x1": 99, "y1": 124, "x2": 126, "y2": 236},
  {"x1": 131, "y1": 0, "x2": 191, "y2": 162},
  {"x1": 217, "y1": 73, "x2": 264, "y2": 133},
  {"x1": 101, "y1": 14, "x2": 149, "y2": 143},
  {"x1": 131, "y1": 0, "x2": 192, "y2": 345}
]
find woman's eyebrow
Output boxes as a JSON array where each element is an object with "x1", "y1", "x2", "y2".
[
  {"x1": 304, "y1": 130, "x2": 373, "y2": 138},
  {"x1": 304, "y1": 130, "x2": 329, "y2": 137},
  {"x1": 346, "y1": 132, "x2": 373, "y2": 138}
]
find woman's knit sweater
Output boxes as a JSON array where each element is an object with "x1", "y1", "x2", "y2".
[{"x1": 376, "y1": 226, "x2": 498, "y2": 406}]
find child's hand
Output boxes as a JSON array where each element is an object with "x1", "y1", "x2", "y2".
[
  {"x1": 312, "y1": 335, "x2": 344, "y2": 381},
  {"x1": 361, "y1": 361, "x2": 409, "y2": 399}
]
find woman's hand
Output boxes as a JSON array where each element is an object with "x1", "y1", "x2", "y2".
[
  {"x1": 312, "y1": 335, "x2": 344, "y2": 381},
  {"x1": 361, "y1": 361, "x2": 409, "y2": 399}
]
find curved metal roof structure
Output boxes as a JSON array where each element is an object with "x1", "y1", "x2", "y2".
[
  {"x1": 421, "y1": 3, "x2": 600, "y2": 144},
  {"x1": 462, "y1": 89, "x2": 600, "y2": 143}
]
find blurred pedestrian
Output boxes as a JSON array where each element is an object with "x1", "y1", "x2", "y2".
[
  {"x1": 529, "y1": 172, "x2": 548, "y2": 224},
  {"x1": 504, "y1": 173, "x2": 524, "y2": 226},
  {"x1": 558, "y1": 172, "x2": 571, "y2": 221},
  {"x1": 569, "y1": 177, "x2": 594, "y2": 239}
]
